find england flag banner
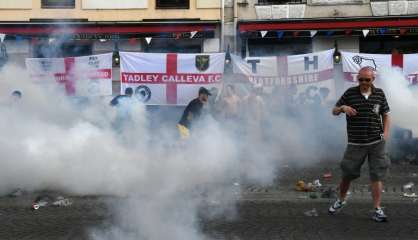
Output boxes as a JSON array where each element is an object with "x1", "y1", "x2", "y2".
[
  {"x1": 342, "y1": 51, "x2": 418, "y2": 85},
  {"x1": 26, "y1": 53, "x2": 113, "y2": 96},
  {"x1": 231, "y1": 49, "x2": 336, "y2": 103},
  {"x1": 342, "y1": 51, "x2": 391, "y2": 83},
  {"x1": 120, "y1": 52, "x2": 225, "y2": 105}
]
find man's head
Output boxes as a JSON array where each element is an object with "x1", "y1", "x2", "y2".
[
  {"x1": 11, "y1": 90, "x2": 22, "y2": 100},
  {"x1": 125, "y1": 87, "x2": 133, "y2": 97},
  {"x1": 198, "y1": 87, "x2": 211, "y2": 103},
  {"x1": 357, "y1": 66, "x2": 375, "y2": 89}
]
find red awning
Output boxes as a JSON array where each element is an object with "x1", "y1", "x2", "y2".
[
  {"x1": 239, "y1": 17, "x2": 418, "y2": 33},
  {"x1": 0, "y1": 22, "x2": 217, "y2": 35}
]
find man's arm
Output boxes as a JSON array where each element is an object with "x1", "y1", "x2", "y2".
[
  {"x1": 332, "y1": 105, "x2": 358, "y2": 116},
  {"x1": 333, "y1": 90, "x2": 352, "y2": 116},
  {"x1": 332, "y1": 105, "x2": 345, "y2": 116},
  {"x1": 110, "y1": 96, "x2": 119, "y2": 106},
  {"x1": 383, "y1": 113, "x2": 391, "y2": 140}
]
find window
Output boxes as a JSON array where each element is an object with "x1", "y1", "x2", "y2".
[
  {"x1": 42, "y1": 0, "x2": 75, "y2": 9},
  {"x1": 258, "y1": 0, "x2": 306, "y2": 4},
  {"x1": 156, "y1": 0, "x2": 189, "y2": 9}
]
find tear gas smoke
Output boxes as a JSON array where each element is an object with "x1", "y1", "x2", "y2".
[
  {"x1": 0, "y1": 61, "x2": 343, "y2": 239},
  {"x1": 378, "y1": 67, "x2": 418, "y2": 136},
  {"x1": 0, "y1": 63, "x2": 242, "y2": 240},
  {"x1": 3, "y1": 58, "x2": 402, "y2": 240}
]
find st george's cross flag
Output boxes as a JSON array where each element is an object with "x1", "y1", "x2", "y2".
[
  {"x1": 26, "y1": 53, "x2": 113, "y2": 96},
  {"x1": 231, "y1": 49, "x2": 336, "y2": 103},
  {"x1": 120, "y1": 52, "x2": 225, "y2": 105},
  {"x1": 342, "y1": 51, "x2": 418, "y2": 85}
]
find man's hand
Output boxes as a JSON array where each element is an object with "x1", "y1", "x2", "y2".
[{"x1": 341, "y1": 105, "x2": 357, "y2": 117}]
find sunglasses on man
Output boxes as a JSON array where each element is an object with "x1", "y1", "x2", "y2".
[{"x1": 358, "y1": 78, "x2": 372, "y2": 82}]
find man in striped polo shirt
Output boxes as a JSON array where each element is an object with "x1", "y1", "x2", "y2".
[{"x1": 328, "y1": 66, "x2": 391, "y2": 222}]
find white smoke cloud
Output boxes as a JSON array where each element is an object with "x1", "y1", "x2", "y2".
[
  {"x1": 0, "y1": 61, "x2": 348, "y2": 240},
  {"x1": 3, "y1": 43, "x2": 414, "y2": 240},
  {"x1": 0, "y1": 62, "x2": 245, "y2": 240},
  {"x1": 378, "y1": 67, "x2": 418, "y2": 136}
]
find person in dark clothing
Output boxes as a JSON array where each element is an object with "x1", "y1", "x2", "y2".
[
  {"x1": 109, "y1": 87, "x2": 134, "y2": 133},
  {"x1": 110, "y1": 87, "x2": 133, "y2": 106},
  {"x1": 328, "y1": 66, "x2": 391, "y2": 222},
  {"x1": 177, "y1": 87, "x2": 211, "y2": 139}
]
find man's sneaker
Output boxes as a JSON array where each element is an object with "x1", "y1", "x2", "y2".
[
  {"x1": 372, "y1": 208, "x2": 388, "y2": 222},
  {"x1": 328, "y1": 199, "x2": 346, "y2": 215}
]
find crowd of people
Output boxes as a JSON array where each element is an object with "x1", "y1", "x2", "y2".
[
  {"x1": 175, "y1": 84, "x2": 268, "y2": 142},
  {"x1": 171, "y1": 81, "x2": 336, "y2": 144},
  {"x1": 3, "y1": 67, "x2": 396, "y2": 222}
]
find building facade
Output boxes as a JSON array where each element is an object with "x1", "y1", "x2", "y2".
[{"x1": 224, "y1": 0, "x2": 418, "y2": 58}]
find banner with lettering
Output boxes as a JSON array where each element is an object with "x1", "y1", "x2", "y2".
[
  {"x1": 26, "y1": 53, "x2": 113, "y2": 96},
  {"x1": 231, "y1": 49, "x2": 335, "y2": 104},
  {"x1": 342, "y1": 51, "x2": 418, "y2": 85},
  {"x1": 120, "y1": 52, "x2": 225, "y2": 105}
]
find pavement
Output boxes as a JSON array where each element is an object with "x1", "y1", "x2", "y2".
[{"x1": 1, "y1": 163, "x2": 417, "y2": 240}]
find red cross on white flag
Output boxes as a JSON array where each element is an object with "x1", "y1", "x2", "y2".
[
  {"x1": 120, "y1": 52, "x2": 225, "y2": 105},
  {"x1": 26, "y1": 53, "x2": 113, "y2": 96},
  {"x1": 55, "y1": 57, "x2": 76, "y2": 95},
  {"x1": 166, "y1": 53, "x2": 178, "y2": 104},
  {"x1": 341, "y1": 51, "x2": 418, "y2": 84}
]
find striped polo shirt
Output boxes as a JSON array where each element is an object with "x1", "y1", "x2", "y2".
[{"x1": 336, "y1": 85, "x2": 390, "y2": 145}]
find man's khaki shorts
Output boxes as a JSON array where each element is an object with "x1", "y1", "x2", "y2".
[
  {"x1": 341, "y1": 140, "x2": 390, "y2": 182},
  {"x1": 177, "y1": 124, "x2": 190, "y2": 140}
]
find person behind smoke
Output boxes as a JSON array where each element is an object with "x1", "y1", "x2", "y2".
[
  {"x1": 278, "y1": 84, "x2": 298, "y2": 116},
  {"x1": 220, "y1": 84, "x2": 241, "y2": 120},
  {"x1": 177, "y1": 87, "x2": 211, "y2": 139},
  {"x1": 109, "y1": 87, "x2": 135, "y2": 133},
  {"x1": 319, "y1": 87, "x2": 330, "y2": 105},
  {"x1": 305, "y1": 86, "x2": 321, "y2": 106},
  {"x1": 0, "y1": 90, "x2": 22, "y2": 106},
  {"x1": 268, "y1": 85, "x2": 293, "y2": 117},
  {"x1": 328, "y1": 66, "x2": 391, "y2": 223},
  {"x1": 286, "y1": 84, "x2": 298, "y2": 104},
  {"x1": 2, "y1": 90, "x2": 23, "y2": 106},
  {"x1": 110, "y1": 87, "x2": 133, "y2": 106},
  {"x1": 208, "y1": 87, "x2": 221, "y2": 119},
  {"x1": 268, "y1": 86, "x2": 283, "y2": 113},
  {"x1": 243, "y1": 84, "x2": 265, "y2": 141}
]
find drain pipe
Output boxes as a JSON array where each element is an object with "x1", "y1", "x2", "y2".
[
  {"x1": 233, "y1": 0, "x2": 238, "y2": 54},
  {"x1": 221, "y1": 0, "x2": 225, "y2": 52}
]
